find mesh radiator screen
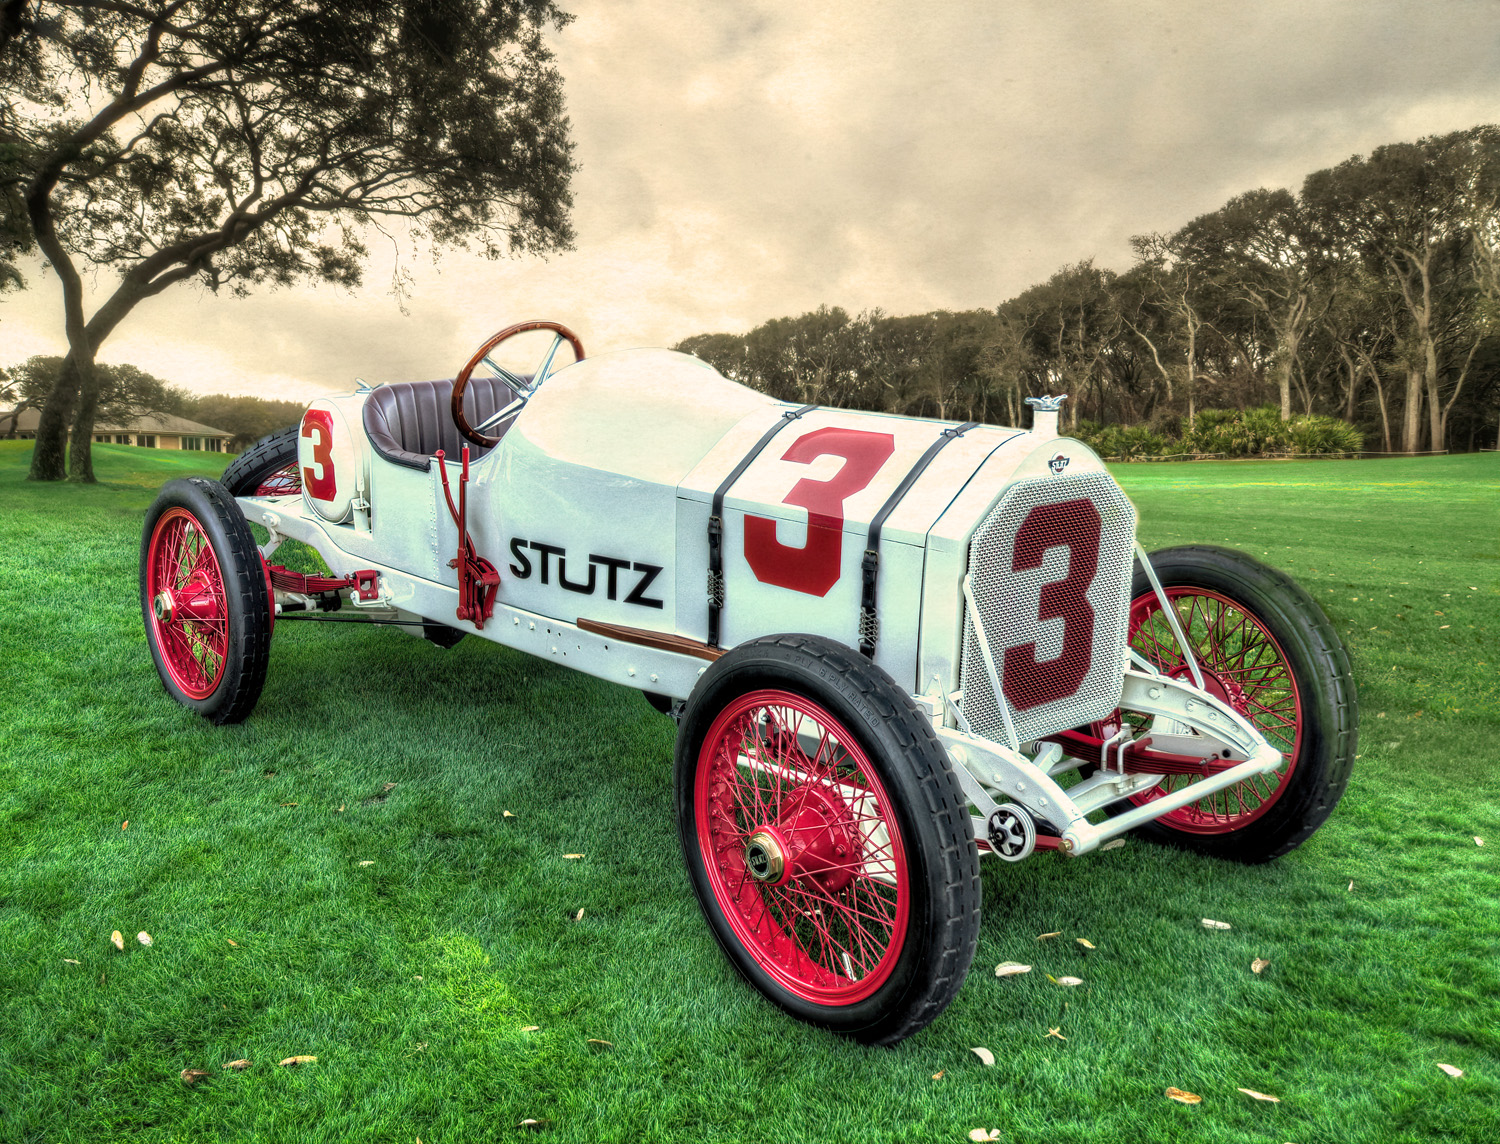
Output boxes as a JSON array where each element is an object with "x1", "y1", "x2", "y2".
[{"x1": 959, "y1": 472, "x2": 1137, "y2": 745}]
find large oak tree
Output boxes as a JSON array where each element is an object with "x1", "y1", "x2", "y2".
[{"x1": 2, "y1": 0, "x2": 576, "y2": 482}]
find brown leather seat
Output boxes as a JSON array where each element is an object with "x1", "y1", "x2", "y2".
[{"x1": 362, "y1": 376, "x2": 521, "y2": 471}]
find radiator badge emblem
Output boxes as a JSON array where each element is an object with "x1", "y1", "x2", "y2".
[{"x1": 1048, "y1": 454, "x2": 1070, "y2": 475}]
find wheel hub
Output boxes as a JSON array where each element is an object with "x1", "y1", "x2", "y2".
[
  {"x1": 1169, "y1": 664, "x2": 1248, "y2": 714},
  {"x1": 744, "y1": 785, "x2": 858, "y2": 894},
  {"x1": 152, "y1": 591, "x2": 174, "y2": 623},
  {"x1": 744, "y1": 829, "x2": 787, "y2": 884}
]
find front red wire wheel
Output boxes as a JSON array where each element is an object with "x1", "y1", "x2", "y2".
[
  {"x1": 1098, "y1": 546, "x2": 1357, "y2": 863},
  {"x1": 694, "y1": 691, "x2": 910, "y2": 1005},
  {"x1": 675, "y1": 635, "x2": 980, "y2": 1046},
  {"x1": 1119, "y1": 586, "x2": 1303, "y2": 832},
  {"x1": 140, "y1": 478, "x2": 273, "y2": 725}
]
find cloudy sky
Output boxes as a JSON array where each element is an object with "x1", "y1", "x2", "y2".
[{"x1": 4, "y1": 0, "x2": 1500, "y2": 401}]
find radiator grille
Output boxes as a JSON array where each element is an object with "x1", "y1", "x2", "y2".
[{"x1": 959, "y1": 472, "x2": 1136, "y2": 744}]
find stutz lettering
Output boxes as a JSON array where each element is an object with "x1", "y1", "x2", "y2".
[
  {"x1": 509, "y1": 539, "x2": 664, "y2": 609},
  {"x1": 508, "y1": 538, "x2": 533, "y2": 579}
]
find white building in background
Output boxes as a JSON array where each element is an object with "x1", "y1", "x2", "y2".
[{"x1": 4, "y1": 408, "x2": 234, "y2": 452}]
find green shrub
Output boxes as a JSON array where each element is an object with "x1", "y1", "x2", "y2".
[
  {"x1": 1070, "y1": 407, "x2": 1363, "y2": 459},
  {"x1": 1286, "y1": 415, "x2": 1364, "y2": 455}
]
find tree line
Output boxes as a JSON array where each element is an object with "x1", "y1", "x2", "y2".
[
  {"x1": 1, "y1": 355, "x2": 303, "y2": 450},
  {"x1": 677, "y1": 126, "x2": 1500, "y2": 454}
]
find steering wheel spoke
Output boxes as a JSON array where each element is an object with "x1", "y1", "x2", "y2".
[
  {"x1": 480, "y1": 354, "x2": 528, "y2": 390},
  {"x1": 451, "y1": 321, "x2": 585, "y2": 449},
  {"x1": 473, "y1": 395, "x2": 527, "y2": 435}
]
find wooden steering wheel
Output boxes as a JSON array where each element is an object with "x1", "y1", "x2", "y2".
[{"x1": 451, "y1": 320, "x2": 586, "y2": 448}]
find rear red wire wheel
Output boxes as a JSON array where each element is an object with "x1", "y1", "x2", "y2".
[
  {"x1": 221, "y1": 425, "x2": 302, "y2": 497},
  {"x1": 1098, "y1": 546, "x2": 1357, "y2": 863},
  {"x1": 140, "y1": 478, "x2": 273, "y2": 725},
  {"x1": 676, "y1": 635, "x2": 980, "y2": 1045},
  {"x1": 146, "y1": 507, "x2": 231, "y2": 699},
  {"x1": 694, "y1": 691, "x2": 910, "y2": 1005}
]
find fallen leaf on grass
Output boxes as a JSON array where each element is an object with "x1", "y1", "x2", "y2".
[
  {"x1": 520, "y1": 1026, "x2": 540, "y2": 1033},
  {"x1": 518, "y1": 1118, "x2": 551, "y2": 1128},
  {"x1": 1251, "y1": 959, "x2": 1270, "y2": 975},
  {"x1": 180, "y1": 1069, "x2": 210, "y2": 1085},
  {"x1": 336, "y1": 804, "x2": 345, "y2": 813},
  {"x1": 931, "y1": 1070, "x2": 945, "y2": 1080},
  {"x1": 1054, "y1": 976, "x2": 1084, "y2": 986},
  {"x1": 1348, "y1": 880, "x2": 1354, "y2": 892},
  {"x1": 1044, "y1": 1027, "x2": 1066, "y2": 1041},
  {"x1": 1201, "y1": 919, "x2": 1232, "y2": 930},
  {"x1": 226, "y1": 939, "x2": 238, "y2": 947},
  {"x1": 1100, "y1": 839, "x2": 1125, "y2": 851},
  {"x1": 358, "y1": 860, "x2": 375, "y2": 867},
  {"x1": 122, "y1": 821, "x2": 128, "y2": 831},
  {"x1": 994, "y1": 962, "x2": 1031, "y2": 977},
  {"x1": 563, "y1": 853, "x2": 585, "y2": 860},
  {"x1": 223, "y1": 1059, "x2": 251, "y2": 1070},
  {"x1": 137, "y1": 932, "x2": 152, "y2": 947},
  {"x1": 1238, "y1": 1087, "x2": 1280, "y2": 1102},
  {"x1": 110, "y1": 931, "x2": 124, "y2": 951},
  {"x1": 503, "y1": 811, "x2": 516, "y2": 819},
  {"x1": 279, "y1": 802, "x2": 298, "y2": 808},
  {"x1": 968, "y1": 1130, "x2": 1001, "y2": 1142},
  {"x1": 586, "y1": 1039, "x2": 613, "y2": 1049},
  {"x1": 1476, "y1": 837, "x2": 1485, "y2": 847},
  {"x1": 1437, "y1": 1063, "x2": 1464, "y2": 1078},
  {"x1": 970, "y1": 1046, "x2": 996, "y2": 1066},
  {"x1": 1037, "y1": 931, "x2": 1062, "y2": 941},
  {"x1": 63, "y1": 958, "x2": 80, "y2": 965},
  {"x1": 278, "y1": 1055, "x2": 316, "y2": 1067},
  {"x1": 574, "y1": 908, "x2": 585, "y2": 922},
  {"x1": 1165, "y1": 1087, "x2": 1202, "y2": 1104},
  {"x1": 1077, "y1": 938, "x2": 1096, "y2": 950}
]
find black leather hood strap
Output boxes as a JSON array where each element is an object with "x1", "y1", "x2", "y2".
[
  {"x1": 860, "y1": 421, "x2": 978, "y2": 658},
  {"x1": 706, "y1": 404, "x2": 818, "y2": 648}
]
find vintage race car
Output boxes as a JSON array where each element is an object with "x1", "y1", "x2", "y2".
[{"x1": 138, "y1": 321, "x2": 1357, "y2": 1045}]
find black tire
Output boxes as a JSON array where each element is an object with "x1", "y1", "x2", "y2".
[
  {"x1": 1103, "y1": 545, "x2": 1356, "y2": 863},
  {"x1": 674, "y1": 634, "x2": 981, "y2": 1046},
  {"x1": 222, "y1": 425, "x2": 300, "y2": 497},
  {"x1": 140, "y1": 478, "x2": 273, "y2": 725},
  {"x1": 422, "y1": 623, "x2": 467, "y2": 650}
]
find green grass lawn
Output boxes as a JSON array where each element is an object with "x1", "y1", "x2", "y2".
[{"x1": 1, "y1": 440, "x2": 1496, "y2": 1144}]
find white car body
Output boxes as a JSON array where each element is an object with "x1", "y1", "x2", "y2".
[{"x1": 240, "y1": 346, "x2": 1283, "y2": 861}]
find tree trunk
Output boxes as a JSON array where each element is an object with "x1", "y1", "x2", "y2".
[
  {"x1": 1370, "y1": 367, "x2": 1392, "y2": 453},
  {"x1": 1276, "y1": 352, "x2": 1293, "y2": 420},
  {"x1": 1424, "y1": 339, "x2": 1443, "y2": 453},
  {"x1": 1402, "y1": 367, "x2": 1423, "y2": 453},
  {"x1": 69, "y1": 380, "x2": 103, "y2": 482},
  {"x1": 27, "y1": 355, "x2": 87, "y2": 481}
]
